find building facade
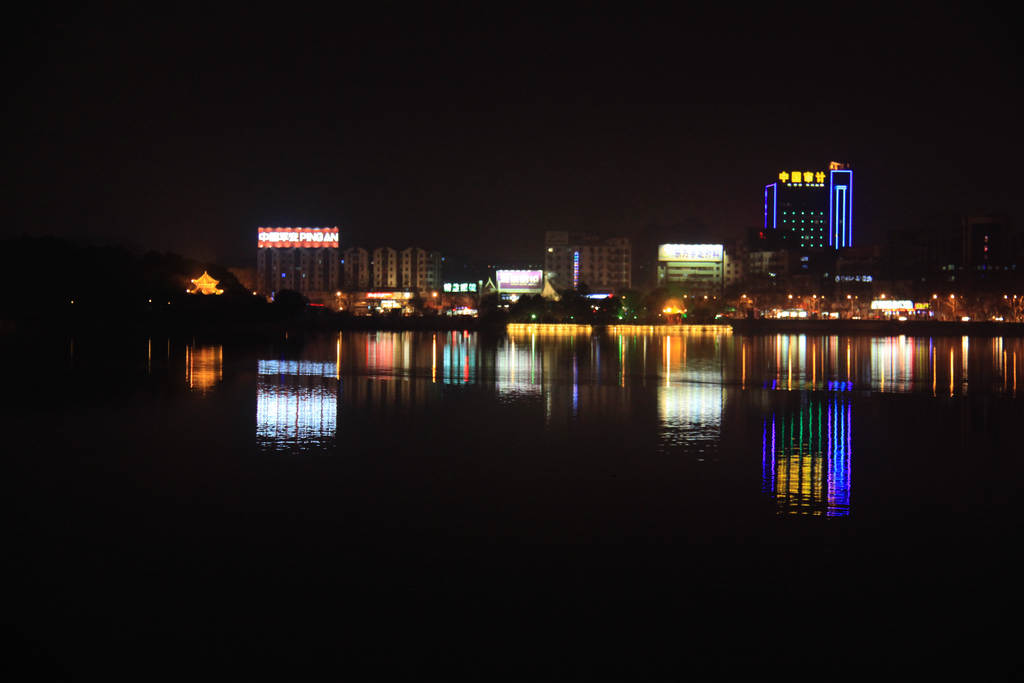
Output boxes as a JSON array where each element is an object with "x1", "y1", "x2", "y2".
[
  {"x1": 656, "y1": 244, "x2": 724, "y2": 295},
  {"x1": 763, "y1": 161, "x2": 853, "y2": 249},
  {"x1": 747, "y1": 249, "x2": 793, "y2": 278},
  {"x1": 544, "y1": 231, "x2": 631, "y2": 291},
  {"x1": 723, "y1": 240, "x2": 745, "y2": 288},
  {"x1": 962, "y1": 215, "x2": 1011, "y2": 270},
  {"x1": 256, "y1": 227, "x2": 340, "y2": 300},
  {"x1": 372, "y1": 247, "x2": 398, "y2": 289},
  {"x1": 399, "y1": 247, "x2": 442, "y2": 290},
  {"x1": 343, "y1": 247, "x2": 370, "y2": 289}
]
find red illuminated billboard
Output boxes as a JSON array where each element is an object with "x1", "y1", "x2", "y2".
[{"x1": 258, "y1": 227, "x2": 339, "y2": 248}]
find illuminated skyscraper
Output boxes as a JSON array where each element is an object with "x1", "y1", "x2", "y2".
[{"x1": 763, "y1": 162, "x2": 853, "y2": 249}]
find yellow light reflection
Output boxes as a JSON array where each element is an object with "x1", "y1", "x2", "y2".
[
  {"x1": 811, "y1": 342, "x2": 816, "y2": 389},
  {"x1": 665, "y1": 335, "x2": 671, "y2": 386},
  {"x1": 506, "y1": 323, "x2": 593, "y2": 337},
  {"x1": 741, "y1": 342, "x2": 747, "y2": 390},
  {"x1": 961, "y1": 336, "x2": 969, "y2": 391},
  {"x1": 605, "y1": 324, "x2": 732, "y2": 336},
  {"x1": 846, "y1": 342, "x2": 851, "y2": 382},
  {"x1": 186, "y1": 345, "x2": 223, "y2": 393},
  {"x1": 950, "y1": 348, "x2": 954, "y2": 397},
  {"x1": 787, "y1": 339, "x2": 792, "y2": 391}
]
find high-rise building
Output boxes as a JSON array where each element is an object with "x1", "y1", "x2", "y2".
[
  {"x1": 763, "y1": 162, "x2": 853, "y2": 249},
  {"x1": 544, "y1": 231, "x2": 631, "y2": 291},
  {"x1": 399, "y1": 247, "x2": 443, "y2": 290},
  {"x1": 372, "y1": 247, "x2": 398, "y2": 288},
  {"x1": 962, "y1": 215, "x2": 1010, "y2": 269},
  {"x1": 343, "y1": 247, "x2": 370, "y2": 289},
  {"x1": 256, "y1": 226, "x2": 340, "y2": 300}
]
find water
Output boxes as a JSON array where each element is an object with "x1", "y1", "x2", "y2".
[{"x1": 13, "y1": 327, "x2": 1023, "y2": 677}]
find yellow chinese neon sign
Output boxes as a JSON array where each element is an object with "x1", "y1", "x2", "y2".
[{"x1": 778, "y1": 170, "x2": 827, "y2": 186}]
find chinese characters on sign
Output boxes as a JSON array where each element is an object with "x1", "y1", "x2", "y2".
[
  {"x1": 258, "y1": 227, "x2": 340, "y2": 248},
  {"x1": 870, "y1": 300, "x2": 915, "y2": 311},
  {"x1": 495, "y1": 270, "x2": 544, "y2": 293},
  {"x1": 657, "y1": 244, "x2": 724, "y2": 262},
  {"x1": 443, "y1": 282, "x2": 478, "y2": 293},
  {"x1": 777, "y1": 171, "x2": 827, "y2": 185}
]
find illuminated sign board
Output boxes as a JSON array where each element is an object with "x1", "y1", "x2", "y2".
[
  {"x1": 778, "y1": 170, "x2": 827, "y2": 186},
  {"x1": 870, "y1": 300, "x2": 914, "y2": 311},
  {"x1": 914, "y1": 302, "x2": 931, "y2": 310},
  {"x1": 834, "y1": 275, "x2": 873, "y2": 283},
  {"x1": 364, "y1": 291, "x2": 413, "y2": 299},
  {"x1": 443, "y1": 282, "x2": 478, "y2": 293},
  {"x1": 496, "y1": 269, "x2": 543, "y2": 292},
  {"x1": 258, "y1": 227, "x2": 339, "y2": 248},
  {"x1": 657, "y1": 244, "x2": 723, "y2": 262}
]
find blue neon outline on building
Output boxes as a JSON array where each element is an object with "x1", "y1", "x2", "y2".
[
  {"x1": 764, "y1": 183, "x2": 777, "y2": 231},
  {"x1": 572, "y1": 250, "x2": 580, "y2": 289},
  {"x1": 829, "y1": 169, "x2": 853, "y2": 247}
]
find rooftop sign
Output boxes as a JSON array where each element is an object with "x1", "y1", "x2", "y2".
[
  {"x1": 657, "y1": 244, "x2": 723, "y2": 262},
  {"x1": 258, "y1": 227, "x2": 339, "y2": 248}
]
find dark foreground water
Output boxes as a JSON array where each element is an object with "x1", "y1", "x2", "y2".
[{"x1": 11, "y1": 327, "x2": 1024, "y2": 678}]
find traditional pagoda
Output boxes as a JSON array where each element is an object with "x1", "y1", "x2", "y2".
[{"x1": 189, "y1": 271, "x2": 224, "y2": 295}]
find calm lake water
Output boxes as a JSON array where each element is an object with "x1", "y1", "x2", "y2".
[{"x1": 13, "y1": 326, "x2": 1024, "y2": 677}]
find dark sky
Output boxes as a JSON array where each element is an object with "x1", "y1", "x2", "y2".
[{"x1": 7, "y1": 4, "x2": 1021, "y2": 266}]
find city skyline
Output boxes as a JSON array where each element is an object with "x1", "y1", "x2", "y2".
[{"x1": 7, "y1": 5, "x2": 1020, "y2": 267}]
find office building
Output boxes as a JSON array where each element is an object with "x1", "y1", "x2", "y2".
[
  {"x1": 763, "y1": 161, "x2": 853, "y2": 249},
  {"x1": 544, "y1": 231, "x2": 631, "y2": 291},
  {"x1": 256, "y1": 226, "x2": 340, "y2": 300},
  {"x1": 656, "y1": 244, "x2": 724, "y2": 295}
]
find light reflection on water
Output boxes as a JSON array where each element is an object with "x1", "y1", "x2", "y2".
[
  {"x1": 762, "y1": 397, "x2": 852, "y2": 516},
  {"x1": 256, "y1": 359, "x2": 338, "y2": 453},
  {"x1": 183, "y1": 327, "x2": 1024, "y2": 513},
  {"x1": 185, "y1": 344, "x2": 222, "y2": 393}
]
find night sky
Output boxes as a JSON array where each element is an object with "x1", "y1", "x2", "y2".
[{"x1": 7, "y1": 4, "x2": 1020, "y2": 266}]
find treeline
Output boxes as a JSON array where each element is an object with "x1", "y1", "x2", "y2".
[{"x1": 0, "y1": 237, "x2": 276, "y2": 327}]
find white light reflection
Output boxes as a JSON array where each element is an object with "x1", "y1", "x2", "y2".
[
  {"x1": 496, "y1": 337, "x2": 542, "y2": 397},
  {"x1": 256, "y1": 359, "x2": 338, "y2": 453}
]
